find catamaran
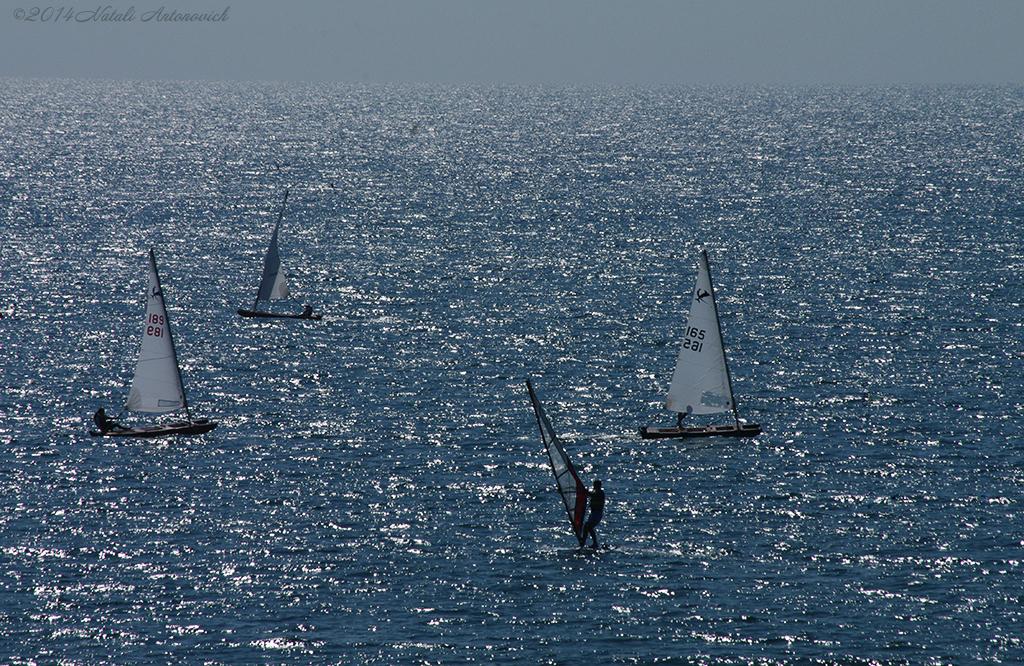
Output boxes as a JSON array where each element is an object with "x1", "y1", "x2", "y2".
[
  {"x1": 90, "y1": 249, "x2": 216, "y2": 438},
  {"x1": 640, "y1": 249, "x2": 761, "y2": 439},
  {"x1": 237, "y1": 189, "x2": 321, "y2": 320},
  {"x1": 526, "y1": 379, "x2": 589, "y2": 546}
]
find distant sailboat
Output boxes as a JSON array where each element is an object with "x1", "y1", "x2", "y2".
[
  {"x1": 526, "y1": 379, "x2": 588, "y2": 546},
  {"x1": 640, "y1": 250, "x2": 761, "y2": 439},
  {"x1": 90, "y1": 249, "x2": 216, "y2": 438},
  {"x1": 237, "y1": 189, "x2": 321, "y2": 320}
]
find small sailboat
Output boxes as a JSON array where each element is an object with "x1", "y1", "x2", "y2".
[
  {"x1": 90, "y1": 249, "x2": 216, "y2": 438},
  {"x1": 237, "y1": 189, "x2": 321, "y2": 320},
  {"x1": 640, "y1": 249, "x2": 761, "y2": 439},
  {"x1": 526, "y1": 379, "x2": 588, "y2": 546}
]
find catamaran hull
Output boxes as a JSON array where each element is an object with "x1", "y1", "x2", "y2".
[
  {"x1": 639, "y1": 423, "x2": 761, "y2": 439},
  {"x1": 90, "y1": 419, "x2": 217, "y2": 438},
  {"x1": 237, "y1": 309, "x2": 321, "y2": 320}
]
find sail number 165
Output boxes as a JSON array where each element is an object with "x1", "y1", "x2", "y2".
[
  {"x1": 146, "y1": 313, "x2": 165, "y2": 338},
  {"x1": 682, "y1": 326, "x2": 705, "y2": 353}
]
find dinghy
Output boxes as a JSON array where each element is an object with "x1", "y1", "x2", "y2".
[
  {"x1": 526, "y1": 379, "x2": 588, "y2": 546},
  {"x1": 90, "y1": 249, "x2": 216, "y2": 438},
  {"x1": 640, "y1": 250, "x2": 761, "y2": 440},
  {"x1": 237, "y1": 189, "x2": 322, "y2": 320}
]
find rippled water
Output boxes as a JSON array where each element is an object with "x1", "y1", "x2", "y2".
[{"x1": 2, "y1": 80, "x2": 1023, "y2": 664}]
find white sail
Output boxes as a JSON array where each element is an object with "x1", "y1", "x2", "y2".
[
  {"x1": 252, "y1": 189, "x2": 293, "y2": 306},
  {"x1": 126, "y1": 250, "x2": 187, "y2": 414},
  {"x1": 664, "y1": 250, "x2": 735, "y2": 416},
  {"x1": 255, "y1": 217, "x2": 290, "y2": 302}
]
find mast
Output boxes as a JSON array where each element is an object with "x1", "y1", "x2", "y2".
[
  {"x1": 253, "y1": 188, "x2": 290, "y2": 312},
  {"x1": 701, "y1": 249, "x2": 741, "y2": 427},
  {"x1": 149, "y1": 249, "x2": 192, "y2": 423}
]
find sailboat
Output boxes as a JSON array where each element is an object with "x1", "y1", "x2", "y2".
[
  {"x1": 640, "y1": 249, "x2": 761, "y2": 439},
  {"x1": 237, "y1": 189, "x2": 321, "y2": 320},
  {"x1": 526, "y1": 379, "x2": 588, "y2": 546},
  {"x1": 90, "y1": 249, "x2": 217, "y2": 438}
]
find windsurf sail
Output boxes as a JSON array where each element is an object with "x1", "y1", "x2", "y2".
[
  {"x1": 526, "y1": 379, "x2": 588, "y2": 545},
  {"x1": 126, "y1": 249, "x2": 188, "y2": 415}
]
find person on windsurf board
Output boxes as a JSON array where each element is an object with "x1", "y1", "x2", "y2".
[{"x1": 582, "y1": 479, "x2": 604, "y2": 549}]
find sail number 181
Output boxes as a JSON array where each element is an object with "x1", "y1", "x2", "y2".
[
  {"x1": 146, "y1": 313, "x2": 165, "y2": 338},
  {"x1": 682, "y1": 326, "x2": 705, "y2": 353}
]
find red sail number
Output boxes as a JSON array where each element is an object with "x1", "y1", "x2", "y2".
[{"x1": 147, "y1": 312, "x2": 165, "y2": 337}]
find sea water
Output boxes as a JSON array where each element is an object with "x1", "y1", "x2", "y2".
[{"x1": 1, "y1": 80, "x2": 1022, "y2": 664}]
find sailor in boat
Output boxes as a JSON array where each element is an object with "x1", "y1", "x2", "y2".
[
  {"x1": 582, "y1": 480, "x2": 605, "y2": 549},
  {"x1": 301, "y1": 305, "x2": 313, "y2": 318},
  {"x1": 93, "y1": 407, "x2": 128, "y2": 434},
  {"x1": 674, "y1": 405, "x2": 697, "y2": 429}
]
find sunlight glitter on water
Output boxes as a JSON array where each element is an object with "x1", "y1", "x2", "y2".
[{"x1": 2, "y1": 80, "x2": 1024, "y2": 664}]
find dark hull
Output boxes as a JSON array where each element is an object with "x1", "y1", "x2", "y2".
[
  {"x1": 639, "y1": 422, "x2": 761, "y2": 440},
  {"x1": 90, "y1": 419, "x2": 217, "y2": 438},
  {"x1": 237, "y1": 309, "x2": 321, "y2": 320}
]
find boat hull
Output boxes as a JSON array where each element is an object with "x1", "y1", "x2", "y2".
[
  {"x1": 639, "y1": 422, "x2": 761, "y2": 439},
  {"x1": 237, "y1": 309, "x2": 321, "y2": 320},
  {"x1": 90, "y1": 419, "x2": 217, "y2": 438}
]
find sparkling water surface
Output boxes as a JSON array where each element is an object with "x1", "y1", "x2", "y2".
[{"x1": 1, "y1": 80, "x2": 1023, "y2": 664}]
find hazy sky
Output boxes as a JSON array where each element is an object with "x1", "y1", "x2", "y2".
[{"x1": 2, "y1": 0, "x2": 1024, "y2": 85}]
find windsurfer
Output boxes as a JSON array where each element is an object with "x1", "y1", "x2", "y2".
[
  {"x1": 582, "y1": 479, "x2": 604, "y2": 548},
  {"x1": 93, "y1": 407, "x2": 127, "y2": 433}
]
